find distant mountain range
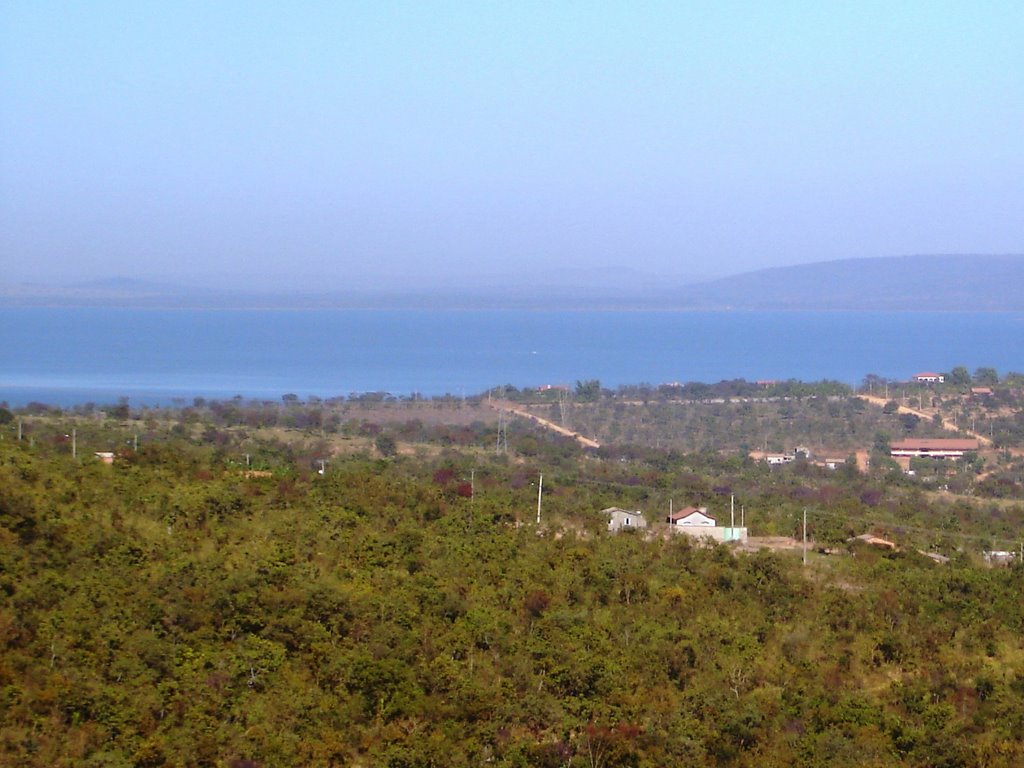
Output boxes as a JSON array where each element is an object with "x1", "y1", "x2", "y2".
[
  {"x1": 672, "y1": 254, "x2": 1024, "y2": 311},
  {"x1": 3, "y1": 255, "x2": 1023, "y2": 311}
]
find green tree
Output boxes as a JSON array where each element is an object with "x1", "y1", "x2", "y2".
[
  {"x1": 375, "y1": 433, "x2": 397, "y2": 457},
  {"x1": 900, "y1": 413, "x2": 920, "y2": 432},
  {"x1": 104, "y1": 396, "x2": 131, "y2": 420},
  {"x1": 948, "y1": 366, "x2": 971, "y2": 388},
  {"x1": 973, "y1": 367, "x2": 999, "y2": 385},
  {"x1": 575, "y1": 379, "x2": 602, "y2": 402},
  {"x1": 862, "y1": 373, "x2": 886, "y2": 393}
]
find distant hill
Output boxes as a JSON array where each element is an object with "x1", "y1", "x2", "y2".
[
  {"x1": 0, "y1": 270, "x2": 708, "y2": 310},
  {"x1": 3, "y1": 255, "x2": 1023, "y2": 311},
  {"x1": 672, "y1": 255, "x2": 1024, "y2": 311}
]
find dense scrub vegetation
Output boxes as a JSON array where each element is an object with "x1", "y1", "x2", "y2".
[
  {"x1": 552, "y1": 396, "x2": 942, "y2": 454},
  {"x1": 2, "y1": 368, "x2": 1024, "y2": 766},
  {"x1": 3, "y1": 427, "x2": 1024, "y2": 767}
]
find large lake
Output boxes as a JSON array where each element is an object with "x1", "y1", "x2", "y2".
[{"x1": 1, "y1": 307, "x2": 1022, "y2": 406}]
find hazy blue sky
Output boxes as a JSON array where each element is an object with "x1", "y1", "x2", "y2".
[{"x1": 2, "y1": 1, "x2": 1022, "y2": 290}]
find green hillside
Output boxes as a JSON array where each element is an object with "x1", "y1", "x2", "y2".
[{"x1": 3, "y1": 410, "x2": 1024, "y2": 766}]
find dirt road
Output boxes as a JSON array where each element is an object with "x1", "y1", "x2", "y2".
[
  {"x1": 488, "y1": 401, "x2": 601, "y2": 449},
  {"x1": 859, "y1": 393, "x2": 992, "y2": 446}
]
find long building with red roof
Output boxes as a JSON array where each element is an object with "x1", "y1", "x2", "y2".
[{"x1": 890, "y1": 438, "x2": 979, "y2": 459}]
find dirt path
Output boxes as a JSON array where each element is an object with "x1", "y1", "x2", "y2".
[
  {"x1": 854, "y1": 450, "x2": 871, "y2": 473},
  {"x1": 859, "y1": 394, "x2": 992, "y2": 446},
  {"x1": 488, "y1": 401, "x2": 601, "y2": 449}
]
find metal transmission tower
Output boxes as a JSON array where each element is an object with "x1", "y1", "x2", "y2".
[
  {"x1": 558, "y1": 388, "x2": 570, "y2": 429},
  {"x1": 496, "y1": 410, "x2": 508, "y2": 454}
]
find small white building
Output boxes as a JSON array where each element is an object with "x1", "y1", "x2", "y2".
[
  {"x1": 667, "y1": 507, "x2": 746, "y2": 543},
  {"x1": 667, "y1": 506, "x2": 716, "y2": 527},
  {"x1": 985, "y1": 551, "x2": 1016, "y2": 566},
  {"x1": 914, "y1": 372, "x2": 945, "y2": 384},
  {"x1": 604, "y1": 507, "x2": 648, "y2": 533},
  {"x1": 760, "y1": 447, "x2": 809, "y2": 465}
]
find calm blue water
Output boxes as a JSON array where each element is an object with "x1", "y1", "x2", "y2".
[{"x1": 1, "y1": 308, "x2": 1022, "y2": 406}]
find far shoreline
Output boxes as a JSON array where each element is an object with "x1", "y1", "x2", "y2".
[{"x1": 4, "y1": 301, "x2": 1024, "y2": 314}]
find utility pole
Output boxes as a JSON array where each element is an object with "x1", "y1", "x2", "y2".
[
  {"x1": 730, "y1": 494, "x2": 735, "y2": 537},
  {"x1": 536, "y1": 473, "x2": 543, "y2": 525},
  {"x1": 18, "y1": 420, "x2": 22, "y2": 441},
  {"x1": 802, "y1": 508, "x2": 808, "y2": 566},
  {"x1": 741, "y1": 505, "x2": 745, "y2": 529},
  {"x1": 72, "y1": 428, "x2": 77, "y2": 459},
  {"x1": 470, "y1": 469, "x2": 475, "y2": 502},
  {"x1": 134, "y1": 433, "x2": 138, "y2": 451}
]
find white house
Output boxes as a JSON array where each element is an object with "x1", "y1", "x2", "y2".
[
  {"x1": 759, "y1": 447, "x2": 809, "y2": 466},
  {"x1": 604, "y1": 507, "x2": 648, "y2": 533},
  {"x1": 667, "y1": 506, "x2": 716, "y2": 526},
  {"x1": 667, "y1": 507, "x2": 747, "y2": 543},
  {"x1": 914, "y1": 372, "x2": 945, "y2": 384}
]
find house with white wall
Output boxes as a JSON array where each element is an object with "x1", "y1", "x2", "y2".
[
  {"x1": 667, "y1": 506, "x2": 715, "y2": 526},
  {"x1": 667, "y1": 506, "x2": 747, "y2": 543}
]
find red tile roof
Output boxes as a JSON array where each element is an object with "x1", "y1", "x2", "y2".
[
  {"x1": 890, "y1": 438, "x2": 979, "y2": 451},
  {"x1": 667, "y1": 506, "x2": 714, "y2": 522}
]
